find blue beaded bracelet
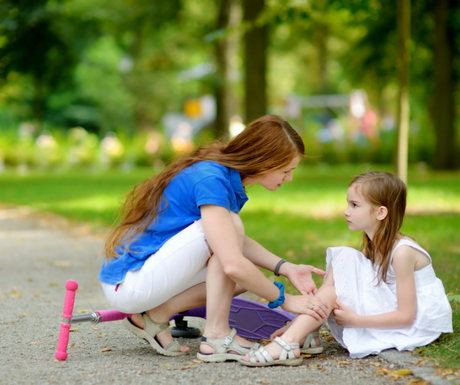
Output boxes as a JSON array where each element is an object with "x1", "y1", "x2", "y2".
[{"x1": 268, "y1": 282, "x2": 285, "y2": 309}]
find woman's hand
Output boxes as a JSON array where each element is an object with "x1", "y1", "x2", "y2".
[
  {"x1": 269, "y1": 323, "x2": 290, "y2": 341},
  {"x1": 282, "y1": 263, "x2": 326, "y2": 295},
  {"x1": 332, "y1": 299, "x2": 357, "y2": 327},
  {"x1": 281, "y1": 293, "x2": 328, "y2": 321}
]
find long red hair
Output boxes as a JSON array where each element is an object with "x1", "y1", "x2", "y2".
[
  {"x1": 350, "y1": 172, "x2": 407, "y2": 284},
  {"x1": 104, "y1": 115, "x2": 305, "y2": 259}
]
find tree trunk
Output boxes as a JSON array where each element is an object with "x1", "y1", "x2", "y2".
[
  {"x1": 215, "y1": 0, "x2": 240, "y2": 139},
  {"x1": 433, "y1": 0, "x2": 457, "y2": 169},
  {"x1": 312, "y1": 23, "x2": 329, "y2": 94},
  {"x1": 396, "y1": 0, "x2": 410, "y2": 184},
  {"x1": 243, "y1": 0, "x2": 267, "y2": 123},
  {"x1": 32, "y1": 74, "x2": 43, "y2": 129},
  {"x1": 127, "y1": 16, "x2": 147, "y2": 134}
]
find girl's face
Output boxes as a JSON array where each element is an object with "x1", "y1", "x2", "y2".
[
  {"x1": 344, "y1": 185, "x2": 380, "y2": 239},
  {"x1": 247, "y1": 156, "x2": 301, "y2": 191}
]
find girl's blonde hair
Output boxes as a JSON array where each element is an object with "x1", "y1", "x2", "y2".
[
  {"x1": 349, "y1": 172, "x2": 407, "y2": 284},
  {"x1": 104, "y1": 115, "x2": 305, "y2": 259}
]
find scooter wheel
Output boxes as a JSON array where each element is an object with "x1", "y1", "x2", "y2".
[{"x1": 170, "y1": 326, "x2": 202, "y2": 338}]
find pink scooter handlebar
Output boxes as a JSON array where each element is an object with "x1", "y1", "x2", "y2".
[
  {"x1": 55, "y1": 280, "x2": 78, "y2": 361},
  {"x1": 55, "y1": 282, "x2": 132, "y2": 361}
]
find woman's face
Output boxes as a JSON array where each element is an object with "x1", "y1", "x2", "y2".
[{"x1": 250, "y1": 156, "x2": 301, "y2": 191}]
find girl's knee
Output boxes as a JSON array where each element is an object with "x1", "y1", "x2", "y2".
[
  {"x1": 317, "y1": 280, "x2": 337, "y2": 305},
  {"x1": 319, "y1": 281, "x2": 335, "y2": 294}
]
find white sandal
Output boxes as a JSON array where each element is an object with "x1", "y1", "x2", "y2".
[
  {"x1": 123, "y1": 313, "x2": 187, "y2": 356},
  {"x1": 300, "y1": 332, "x2": 324, "y2": 354},
  {"x1": 240, "y1": 337, "x2": 303, "y2": 367},
  {"x1": 197, "y1": 328, "x2": 256, "y2": 363}
]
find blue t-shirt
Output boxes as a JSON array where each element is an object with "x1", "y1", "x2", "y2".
[{"x1": 98, "y1": 161, "x2": 248, "y2": 285}]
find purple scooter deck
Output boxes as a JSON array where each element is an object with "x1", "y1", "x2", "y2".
[
  {"x1": 229, "y1": 297, "x2": 295, "y2": 340},
  {"x1": 169, "y1": 297, "x2": 295, "y2": 340}
]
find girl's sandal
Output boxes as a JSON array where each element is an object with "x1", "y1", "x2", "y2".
[
  {"x1": 123, "y1": 313, "x2": 187, "y2": 356},
  {"x1": 240, "y1": 337, "x2": 303, "y2": 367},
  {"x1": 197, "y1": 328, "x2": 257, "y2": 363},
  {"x1": 300, "y1": 332, "x2": 324, "y2": 354}
]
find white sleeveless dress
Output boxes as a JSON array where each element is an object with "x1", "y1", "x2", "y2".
[{"x1": 326, "y1": 240, "x2": 453, "y2": 358}]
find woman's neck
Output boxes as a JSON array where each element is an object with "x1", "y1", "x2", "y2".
[{"x1": 241, "y1": 174, "x2": 253, "y2": 187}]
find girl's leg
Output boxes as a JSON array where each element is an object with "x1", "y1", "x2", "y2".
[
  {"x1": 243, "y1": 271, "x2": 337, "y2": 362},
  {"x1": 200, "y1": 212, "x2": 253, "y2": 354}
]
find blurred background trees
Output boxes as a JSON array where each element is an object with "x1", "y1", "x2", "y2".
[{"x1": 0, "y1": 0, "x2": 459, "y2": 171}]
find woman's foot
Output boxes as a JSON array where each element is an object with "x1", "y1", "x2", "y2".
[
  {"x1": 131, "y1": 312, "x2": 189, "y2": 353},
  {"x1": 199, "y1": 329, "x2": 253, "y2": 355},
  {"x1": 197, "y1": 328, "x2": 257, "y2": 362}
]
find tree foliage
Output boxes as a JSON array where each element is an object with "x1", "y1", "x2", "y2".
[
  {"x1": 0, "y1": 0, "x2": 77, "y2": 122},
  {"x1": 0, "y1": 0, "x2": 458, "y2": 168}
]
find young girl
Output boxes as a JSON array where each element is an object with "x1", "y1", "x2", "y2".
[
  {"x1": 98, "y1": 115, "x2": 329, "y2": 362},
  {"x1": 241, "y1": 171, "x2": 453, "y2": 366}
]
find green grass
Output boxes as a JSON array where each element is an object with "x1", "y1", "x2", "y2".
[
  {"x1": 0, "y1": 167, "x2": 157, "y2": 226},
  {"x1": 0, "y1": 163, "x2": 459, "y2": 369}
]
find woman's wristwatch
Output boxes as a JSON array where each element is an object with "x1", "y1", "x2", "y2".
[{"x1": 274, "y1": 258, "x2": 287, "y2": 277}]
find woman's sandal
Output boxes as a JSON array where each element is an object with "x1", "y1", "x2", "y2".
[
  {"x1": 196, "y1": 328, "x2": 258, "y2": 363},
  {"x1": 240, "y1": 337, "x2": 303, "y2": 367},
  {"x1": 300, "y1": 332, "x2": 324, "y2": 354},
  {"x1": 123, "y1": 313, "x2": 187, "y2": 356}
]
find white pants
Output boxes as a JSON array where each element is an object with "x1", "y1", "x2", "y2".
[{"x1": 101, "y1": 220, "x2": 210, "y2": 314}]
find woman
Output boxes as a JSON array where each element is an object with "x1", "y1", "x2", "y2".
[{"x1": 98, "y1": 115, "x2": 328, "y2": 362}]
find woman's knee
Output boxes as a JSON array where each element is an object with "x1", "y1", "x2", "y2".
[{"x1": 235, "y1": 284, "x2": 247, "y2": 296}]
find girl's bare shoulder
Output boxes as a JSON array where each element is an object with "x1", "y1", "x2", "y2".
[
  {"x1": 398, "y1": 235, "x2": 420, "y2": 245},
  {"x1": 393, "y1": 236, "x2": 430, "y2": 270}
]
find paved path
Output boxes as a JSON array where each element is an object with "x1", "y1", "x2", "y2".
[{"x1": 0, "y1": 205, "x2": 451, "y2": 385}]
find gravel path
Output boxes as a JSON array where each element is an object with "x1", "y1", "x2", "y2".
[{"x1": 0, "y1": 205, "x2": 451, "y2": 385}]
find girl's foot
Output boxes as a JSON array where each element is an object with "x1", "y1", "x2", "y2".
[
  {"x1": 240, "y1": 337, "x2": 302, "y2": 367},
  {"x1": 241, "y1": 337, "x2": 300, "y2": 363},
  {"x1": 300, "y1": 332, "x2": 323, "y2": 354}
]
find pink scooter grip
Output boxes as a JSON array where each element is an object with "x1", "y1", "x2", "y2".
[
  {"x1": 55, "y1": 280, "x2": 78, "y2": 361},
  {"x1": 97, "y1": 309, "x2": 132, "y2": 322}
]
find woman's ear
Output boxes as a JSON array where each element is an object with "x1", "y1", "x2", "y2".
[{"x1": 376, "y1": 206, "x2": 388, "y2": 221}]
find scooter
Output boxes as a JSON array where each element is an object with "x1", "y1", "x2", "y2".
[{"x1": 55, "y1": 280, "x2": 295, "y2": 361}]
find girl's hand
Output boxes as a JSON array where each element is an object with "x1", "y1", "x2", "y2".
[
  {"x1": 281, "y1": 293, "x2": 328, "y2": 321},
  {"x1": 333, "y1": 299, "x2": 357, "y2": 327},
  {"x1": 269, "y1": 323, "x2": 290, "y2": 341}
]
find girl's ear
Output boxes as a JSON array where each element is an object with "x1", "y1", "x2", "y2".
[{"x1": 376, "y1": 206, "x2": 388, "y2": 221}]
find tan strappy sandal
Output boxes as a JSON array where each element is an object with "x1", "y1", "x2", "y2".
[
  {"x1": 123, "y1": 313, "x2": 187, "y2": 356},
  {"x1": 197, "y1": 328, "x2": 257, "y2": 362},
  {"x1": 300, "y1": 332, "x2": 324, "y2": 354}
]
